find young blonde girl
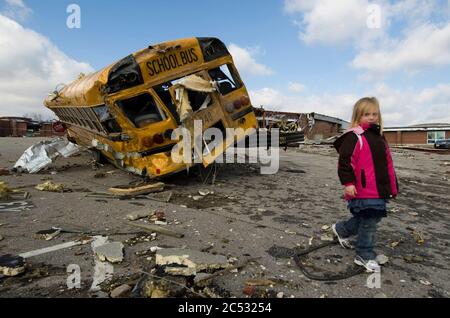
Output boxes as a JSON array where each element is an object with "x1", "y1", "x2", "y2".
[{"x1": 332, "y1": 97, "x2": 398, "y2": 272}]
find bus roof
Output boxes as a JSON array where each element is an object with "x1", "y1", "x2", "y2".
[{"x1": 44, "y1": 37, "x2": 229, "y2": 108}]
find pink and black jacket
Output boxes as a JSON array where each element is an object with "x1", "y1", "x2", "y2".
[{"x1": 333, "y1": 123, "x2": 398, "y2": 201}]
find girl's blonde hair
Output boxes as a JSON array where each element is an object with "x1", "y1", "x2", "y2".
[{"x1": 350, "y1": 97, "x2": 383, "y2": 134}]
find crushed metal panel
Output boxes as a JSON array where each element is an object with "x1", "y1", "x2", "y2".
[{"x1": 13, "y1": 137, "x2": 81, "y2": 173}]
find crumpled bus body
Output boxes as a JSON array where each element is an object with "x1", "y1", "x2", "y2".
[{"x1": 44, "y1": 37, "x2": 258, "y2": 178}]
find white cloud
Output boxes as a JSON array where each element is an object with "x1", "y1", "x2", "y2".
[
  {"x1": 249, "y1": 82, "x2": 450, "y2": 126},
  {"x1": 284, "y1": 0, "x2": 385, "y2": 47},
  {"x1": 228, "y1": 43, "x2": 273, "y2": 76},
  {"x1": 284, "y1": 0, "x2": 450, "y2": 77},
  {"x1": 0, "y1": 14, "x2": 94, "y2": 119},
  {"x1": 352, "y1": 22, "x2": 450, "y2": 76},
  {"x1": 288, "y1": 82, "x2": 305, "y2": 93},
  {"x1": 2, "y1": 0, "x2": 32, "y2": 21}
]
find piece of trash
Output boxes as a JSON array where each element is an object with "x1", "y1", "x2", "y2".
[
  {"x1": 277, "y1": 292, "x2": 284, "y2": 298},
  {"x1": 390, "y1": 241, "x2": 401, "y2": 248},
  {"x1": 13, "y1": 137, "x2": 80, "y2": 173},
  {"x1": 34, "y1": 228, "x2": 61, "y2": 241},
  {"x1": 156, "y1": 248, "x2": 231, "y2": 276},
  {"x1": 308, "y1": 237, "x2": 314, "y2": 246},
  {"x1": 199, "y1": 190, "x2": 210, "y2": 196},
  {"x1": 108, "y1": 182, "x2": 165, "y2": 197},
  {"x1": 0, "y1": 182, "x2": 13, "y2": 201},
  {"x1": 420, "y1": 280, "x2": 432, "y2": 286},
  {"x1": 403, "y1": 255, "x2": 424, "y2": 263},
  {"x1": 374, "y1": 293, "x2": 388, "y2": 298},
  {"x1": 94, "y1": 242, "x2": 124, "y2": 264},
  {"x1": 376, "y1": 254, "x2": 389, "y2": 265},
  {"x1": 412, "y1": 230, "x2": 425, "y2": 245},
  {"x1": 0, "y1": 254, "x2": 26, "y2": 277},
  {"x1": 0, "y1": 235, "x2": 4, "y2": 241},
  {"x1": 321, "y1": 225, "x2": 330, "y2": 231},
  {"x1": 149, "y1": 210, "x2": 166, "y2": 223},
  {"x1": 146, "y1": 191, "x2": 173, "y2": 203},
  {"x1": 192, "y1": 196, "x2": 203, "y2": 201},
  {"x1": 243, "y1": 286, "x2": 255, "y2": 296},
  {"x1": 245, "y1": 279, "x2": 275, "y2": 287},
  {"x1": 94, "y1": 172, "x2": 106, "y2": 178},
  {"x1": 0, "y1": 200, "x2": 34, "y2": 213},
  {"x1": 110, "y1": 284, "x2": 132, "y2": 298},
  {"x1": 126, "y1": 210, "x2": 152, "y2": 221},
  {"x1": 320, "y1": 233, "x2": 334, "y2": 242},
  {"x1": 125, "y1": 221, "x2": 184, "y2": 238},
  {"x1": 408, "y1": 212, "x2": 419, "y2": 216},
  {"x1": 19, "y1": 239, "x2": 88, "y2": 259},
  {"x1": 35, "y1": 181, "x2": 65, "y2": 192}
]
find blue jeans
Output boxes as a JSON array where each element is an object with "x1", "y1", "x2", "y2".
[{"x1": 335, "y1": 215, "x2": 381, "y2": 260}]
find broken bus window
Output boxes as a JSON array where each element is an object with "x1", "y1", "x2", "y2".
[
  {"x1": 117, "y1": 93, "x2": 167, "y2": 128},
  {"x1": 208, "y1": 64, "x2": 242, "y2": 95}
]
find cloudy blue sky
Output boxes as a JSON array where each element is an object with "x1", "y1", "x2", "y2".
[{"x1": 1, "y1": 0, "x2": 449, "y2": 125}]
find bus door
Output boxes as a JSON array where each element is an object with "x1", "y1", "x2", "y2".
[{"x1": 166, "y1": 72, "x2": 233, "y2": 167}]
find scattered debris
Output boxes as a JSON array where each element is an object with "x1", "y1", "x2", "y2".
[
  {"x1": 390, "y1": 240, "x2": 402, "y2": 248},
  {"x1": 94, "y1": 242, "x2": 124, "y2": 264},
  {"x1": 199, "y1": 190, "x2": 211, "y2": 196},
  {"x1": 126, "y1": 210, "x2": 152, "y2": 221},
  {"x1": 144, "y1": 275, "x2": 187, "y2": 298},
  {"x1": 277, "y1": 292, "x2": 284, "y2": 298},
  {"x1": 245, "y1": 279, "x2": 275, "y2": 287},
  {"x1": 0, "y1": 168, "x2": 10, "y2": 176},
  {"x1": 320, "y1": 233, "x2": 334, "y2": 242},
  {"x1": 420, "y1": 280, "x2": 432, "y2": 286},
  {"x1": 0, "y1": 182, "x2": 12, "y2": 201},
  {"x1": 0, "y1": 235, "x2": 3, "y2": 241},
  {"x1": 243, "y1": 285, "x2": 256, "y2": 296},
  {"x1": 125, "y1": 221, "x2": 184, "y2": 238},
  {"x1": 125, "y1": 233, "x2": 157, "y2": 246},
  {"x1": 0, "y1": 254, "x2": 25, "y2": 277},
  {"x1": 155, "y1": 248, "x2": 231, "y2": 276},
  {"x1": 149, "y1": 210, "x2": 166, "y2": 224},
  {"x1": 376, "y1": 254, "x2": 389, "y2": 265},
  {"x1": 13, "y1": 137, "x2": 80, "y2": 173},
  {"x1": 374, "y1": 292, "x2": 388, "y2": 298},
  {"x1": 146, "y1": 191, "x2": 172, "y2": 203},
  {"x1": 0, "y1": 200, "x2": 34, "y2": 213},
  {"x1": 34, "y1": 228, "x2": 61, "y2": 241},
  {"x1": 321, "y1": 225, "x2": 330, "y2": 231},
  {"x1": 19, "y1": 239, "x2": 89, "y2": 259},
  {"x1": 411, "y1": 229, "x2": 425, "y2": 245},
  {"x1": 109, "y1": 182, "x2": 165, "y2": 197},
  {"x1": 110, "y1": 284, "x2": 132, "y2": 298},
  {"x1": 35, "y1": 181, "x2": 65, "y2": 192},
  {"x1": 94, "y1": 172, "x2": 106, "y2": 178},
  {"x1": 403, "y1": 255, "x2": 424, "y2": 263},
  {"x1": 408, "y1": 212, "x2": 419, "y2": 216},
  {"x1": 192, "y1": 196, "x2": 204, "y2": 201}
]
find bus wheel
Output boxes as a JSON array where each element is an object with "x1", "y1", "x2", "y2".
[{"x1": 90, "y1": 149, "x2": 107, "y2": 164}]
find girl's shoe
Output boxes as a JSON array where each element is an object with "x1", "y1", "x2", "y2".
[
  {"x1": 332, "y1": 224, "x2": 354, "y2": 249},
  {"x1": 354, "y1": 255, "x2": 381, "y2": 272}
]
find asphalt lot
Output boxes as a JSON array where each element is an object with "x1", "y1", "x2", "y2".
[{"x1": 0, "y1": 137, "x2": 449, "y2": 298}]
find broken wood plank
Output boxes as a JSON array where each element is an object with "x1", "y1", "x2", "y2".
[
  {"x1": 109, "y1": 182, "x2": 165, "y2": 196},
  {"x1": 124, "y1": 221, "x2": 184, "y2": 238}
]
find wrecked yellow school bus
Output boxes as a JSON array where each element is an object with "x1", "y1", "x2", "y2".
[{"x1": 44, "y1": 37, "x2": 258, "y2": 178}]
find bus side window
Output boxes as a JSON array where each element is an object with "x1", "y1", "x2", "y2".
[
  {"x1": 93, "y1": 105, "x2": 122, "y2": 133},
  {"x1": 117, "y1": 93, "x2": 166, "y2": 128},
  {"x1": 208, "y1": 64, "x2": 241, "y2": 95}
]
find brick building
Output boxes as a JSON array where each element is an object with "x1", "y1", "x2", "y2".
[
  {"x1": 253, "y1": 108, "x2": 349, "y2": 140},
  {"x1": 384, "y1": 123, "x2": 450, "y2": 146}
]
